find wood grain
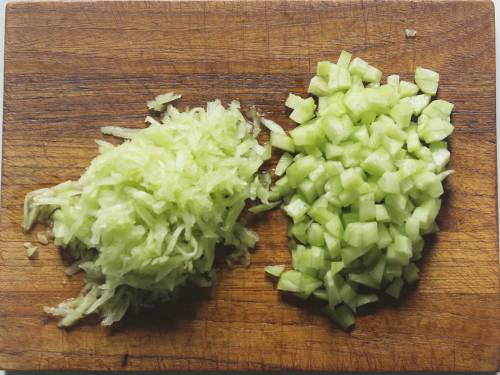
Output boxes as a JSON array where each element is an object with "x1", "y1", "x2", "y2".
[{"x1": 1, "y1": 0, "x2": 498, "y2": 371}]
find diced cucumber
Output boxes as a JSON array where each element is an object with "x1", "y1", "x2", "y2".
[
  {"x1": 389, "y1": 102, "x2": 413, "y2": 128},
  {"x1": 323, "y1": 304, "x2": 355, "y2": 330},
  {"x1": 349, "y1": 57, "x2": 382, "y2": 83},
  {"x1": 385, "y1": 277, "x2": 404, "y2": 298},
  {"x1": 308, "y1": 75, "x2": 332, "y2": 97},
  {"x1": 290, "y1": 122, "x2": 324, "y2": 146},
  {"x1": 275, "y1": 153, "x2": 294, "y2": 176},
  {"x1": 359, "y1": 192, "x2": 376, "y2": 222},
  {"x1": 401, "y1": 94, "x2": 431, "y2": 115},
  {"x1": 415, "y1": 67, "x2": 439, "y2": 96},
  {"x1": 272, "y1": 50, "x2": 453, "y2": 330},
  {"x1": 265, "y1": 265, "x2": 285, "y2": 277},
  {"x1": 328, "y1": 64, "x2": 352, "y2": 92},
  {"x1": 399, "y1": 80, "x2": 419, "y2": 98},
  {"x1": 271, "y1": 132, "x2": 295, "y2": 152},
  {"x1": 337, "y1": 50, "x2": 352, "y2": 68},
  {"x1": 344, "y1": 222, "x2": 378, "y2": 248},
  {"x1": 417, "y1": 117, "x2": 453, "y2": 143},
  {"x1": 283, "y1": 196, "x2": 310, "y2": 223}
]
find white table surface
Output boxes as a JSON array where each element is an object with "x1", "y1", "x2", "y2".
[{"x1": 0, "y1": 0, "x2": 497, "y2": 373}]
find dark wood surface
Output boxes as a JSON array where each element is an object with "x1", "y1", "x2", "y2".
[{"x1": 1, "y1": 0, "x2": 498, "y2": 371}]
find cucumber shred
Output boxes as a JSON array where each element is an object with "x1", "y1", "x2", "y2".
[
  {"x1": 23, "y1": 96, "x2": 274, "y2": 327},
  {"x1": 271, "y1": 51, "x2": 453, "y2": 329}
]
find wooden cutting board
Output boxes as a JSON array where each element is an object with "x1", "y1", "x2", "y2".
[{"x1": 1, "y1": 0, "x2": 498, "y2": 371}]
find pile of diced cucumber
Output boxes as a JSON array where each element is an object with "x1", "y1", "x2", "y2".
[{"x1": 267, "y1": 51, "x2": 454, "y2": 329}]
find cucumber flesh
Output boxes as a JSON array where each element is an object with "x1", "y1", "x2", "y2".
[{"x1": 271, "y1": 50, "x2": 453, "y2": 330}]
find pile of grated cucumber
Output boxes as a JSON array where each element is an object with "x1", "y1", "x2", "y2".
[{"x1": 23, "y1": 96, "x2": 273, "y2": 326}]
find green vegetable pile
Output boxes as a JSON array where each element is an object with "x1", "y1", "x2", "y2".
[
  {"x1": 268, "y1": 51, "x2": 453, "y2": 329},
  {"x1": 22, "y1": 50, "x2": 454, "y2": 330},
  {"x1": 23, "y1": 95, "x2": 271, "y2": 326}
]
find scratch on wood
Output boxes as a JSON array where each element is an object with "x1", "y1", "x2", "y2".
[{"x1": 121, "y1": 353, "x2": 129, "y2": 367}]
